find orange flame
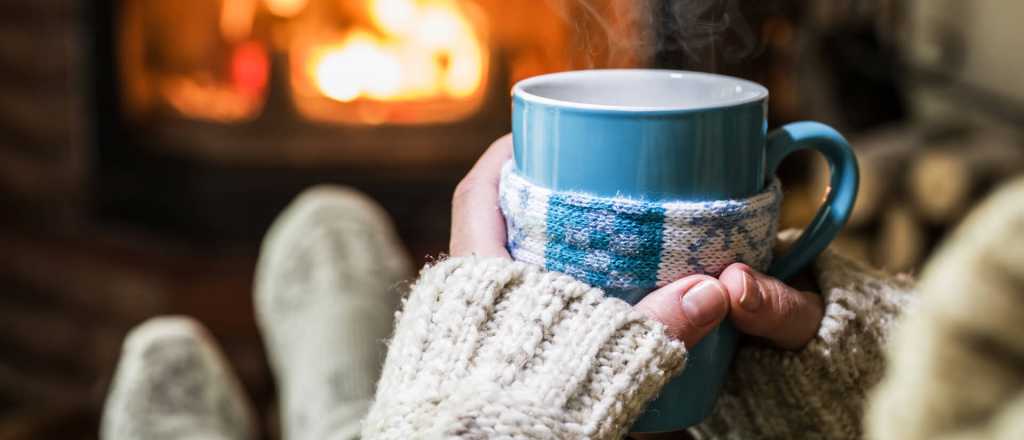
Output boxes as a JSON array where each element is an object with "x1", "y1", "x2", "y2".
[
  {"x1": 220, "y1": 0, "x2": 256, "y2": 42},
  {"x1": 265, "y1": 0, "x2": 308, "y2": 17},
  {"x1": 306, "y1": 0, "x2": 486, "y2": 104}
]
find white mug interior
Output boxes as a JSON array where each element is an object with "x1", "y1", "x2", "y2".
[{"x1": 513, "y1": 69, "x2": 768, "y2": 111}]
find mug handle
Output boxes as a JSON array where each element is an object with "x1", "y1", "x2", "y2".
[{"x1": 765, "y1": 121, "x2": 859, "y2": 281}]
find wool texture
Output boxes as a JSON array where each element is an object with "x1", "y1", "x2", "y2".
[
  {"x1": 254, "y1": 185, "x2": 413, "y2": 440},
  {"x1": 499, "y1": 161, "x2": 783, "y2": 292},
  {"x1": 101, "y1": 316, "x2": 257, "y2": 440},
  {"x1": 691, "y1": 232, "x2": 916, "y2": 440},
  {"x1": 360, "y1": 256, "x2": 688, "y2": 440},
  {"x1": 108, "y1": 180, "x2": 1024, "y2": 440},
  {"x1": 866, "y1": 176, "x2": 1024, "y2": 440}
]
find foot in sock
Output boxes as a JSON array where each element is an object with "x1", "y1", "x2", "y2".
[
  {"x1": 255, "y1": 185, "x2": 413, "y2": 440},
  {"x1": 101, "y1": 316, "x2": 257, "y2": 440}
]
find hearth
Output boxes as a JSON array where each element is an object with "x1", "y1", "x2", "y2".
[{"x1": 92, "y1": 0, "x2": 666, "y2": 245}]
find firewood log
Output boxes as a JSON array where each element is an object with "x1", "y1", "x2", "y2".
[
  {"x1": 907, "y1": 130, "x2": 1024, "y2": 225},
  {"x1": 778, "y1": 183, "x2": 822, "y2": 231},
  {"x1": 873, "y1": 203, "x2": 926, "y2": 273},
  {"x1": 831, "y1": 233, "x2": 872, "y2": 264},
  {"x1": 811, "y1": 125, "x2": 921, "y2": 228}
]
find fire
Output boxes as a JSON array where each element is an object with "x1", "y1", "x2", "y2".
[
  {"x1": 265, "y1": 0, "x2": 308, "y2": 17},
  {"x1": 305, "y1": 0, "x2": 486, "y2": 105},
  {"x1": 220, "y1": 0, "x2": 257, "y2": 43},
  {"x1": 310, "y1": 32, "x2": 403, "y2": 102}
]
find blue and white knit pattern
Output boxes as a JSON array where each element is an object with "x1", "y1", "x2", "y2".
[{"x1": 499, "y1": 161, "x2": 783, "y2": 290}]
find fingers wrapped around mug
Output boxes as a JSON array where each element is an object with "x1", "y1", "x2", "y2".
[
  {"x1": 717, "y1": 262, "x2": 824, "y2": 349},
  {"x1": 450, "y1": 134, "x2": 513, "y2": 259}
]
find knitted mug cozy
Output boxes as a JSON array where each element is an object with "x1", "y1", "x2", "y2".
[{"x1": 499, "y1": 161, "x2": 783, "y2": 291}]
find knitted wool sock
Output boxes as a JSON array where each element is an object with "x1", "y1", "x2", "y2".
[
  {"x1": 255, "y1": 186, "x2": 413, "y2": 440},
  {"x1": 361, "y1": 257, "x2": 687, "y2": 440},
  {"x1": 101, "y1": 316, "x2": 257, "y2": 440},
  {"x1": 499, "y1": 161, "x2": 782, "y2": 293}
]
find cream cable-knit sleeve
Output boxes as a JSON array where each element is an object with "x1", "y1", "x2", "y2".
[{"x1": 361, "y1": 256, "x2": 687, "y2": 440}]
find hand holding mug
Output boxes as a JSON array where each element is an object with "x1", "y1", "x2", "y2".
[{"x1": 450, "y1": 134, "x2": 824, "y2": 351}]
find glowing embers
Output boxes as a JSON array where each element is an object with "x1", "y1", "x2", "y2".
[
  {"x1": 119, "y1": 0, "x2": 488, "y2": 125},
  {"x1": 119, "y1": 0, "x2": 270, "y2": 122},
  {"x1": 290, "y1": 0, "x2": 489, "y2": 124}
]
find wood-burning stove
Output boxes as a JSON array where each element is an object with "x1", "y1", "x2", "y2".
[{"x1": 95, "y1": 0, "x2": 655, "y2": 246}]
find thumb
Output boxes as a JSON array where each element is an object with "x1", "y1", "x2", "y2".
[{"x1": 633, "y1": 275, "x2": 730, "y2": 348}]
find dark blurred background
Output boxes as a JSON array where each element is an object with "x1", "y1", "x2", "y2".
[{"x1": 1, "y1": 0, "x2": 1022, "y2": 437}]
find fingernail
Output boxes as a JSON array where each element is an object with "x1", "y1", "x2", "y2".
[
  {"x1": 681, "y1": 280, "x2": 728, "y2": 327},
  {"x1": 738, "y1": 270, "x2": 763, "y2": 312}
]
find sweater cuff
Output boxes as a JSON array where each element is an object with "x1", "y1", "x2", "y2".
[{"x1": 363, "y1": 256, "x2": 687, "y2": 440}]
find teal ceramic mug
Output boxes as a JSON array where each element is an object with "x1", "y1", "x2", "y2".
[{"x1": 509, "y1": 69, "x2": 858, "y2": 432}]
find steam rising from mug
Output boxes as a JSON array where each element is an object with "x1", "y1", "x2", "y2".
[{"x1": 546, "y1": 0, "x2": 758, "y2": 69}]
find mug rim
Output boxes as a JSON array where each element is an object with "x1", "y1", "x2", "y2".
[{"x1": 512, "y1": 68, "x2": 769, "y2": 114}]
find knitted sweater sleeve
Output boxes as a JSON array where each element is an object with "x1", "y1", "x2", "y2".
[
  {"x1": 361, "y1": 256, "x2": 687, "y2": 440},
  {"x1": 866, "y1": 177, "x2": 1024, "y2": 440},
  {"x1": 692, "y1": 246, "x2": 916, "y2": 440}
]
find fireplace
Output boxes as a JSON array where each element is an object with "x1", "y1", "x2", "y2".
[
  {"x1": 120, "y1": 0, "x2": 495, "y2": 127},
  {"x1": 96, "y1": 0, "x2": 659, "y2": 244}
]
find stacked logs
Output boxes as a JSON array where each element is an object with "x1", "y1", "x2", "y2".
[
  {"x1": 0, "y1": 0, "x2": 90, "y2": 227},
  {"x1": 795, "y1": 124, "x2": 1024, "y2": 273}
]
